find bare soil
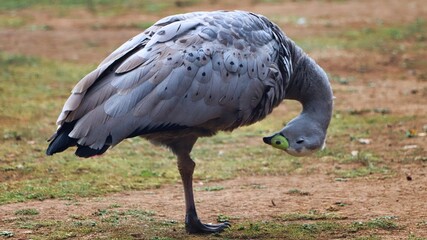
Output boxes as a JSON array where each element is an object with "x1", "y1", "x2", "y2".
[
  {"x1": 1, "y1": 171, "x2": 427, "y2": 238},
  {"x1": 1, "y1": 0, "x2": 426, "y2": 239}
]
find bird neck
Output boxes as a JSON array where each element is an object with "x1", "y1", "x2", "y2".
[{"x1": 285, "y1": 55, "x2": 334, "y2": 131}]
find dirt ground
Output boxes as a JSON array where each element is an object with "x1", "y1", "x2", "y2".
[
  {"x1": 1, "y1": 0, "x2": 426, "y2": 239},
  {"x1": 1, "y1": 172, "x2": 427, "y2": 238}
]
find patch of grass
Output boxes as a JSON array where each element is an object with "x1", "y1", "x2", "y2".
[
  {"x1": 28, "y1": 24, "x2": 53, "y2": 31},
  {"x1": 124, "y1": 209, "x2": 156, "y2": 220},
  {"x1": 130, "y1": 21, "x2": 155, "y2": 30},
  {"x1": 350, "y1": 216, "x2": 399, "y2": 232},
  {"x1": 108, "y1": 203, "x2": 121, "y2": 208},
  {"x1": 0, "y1": 16, "x2": 26, "y2": 28},
  {"x1": 89, "y1": 208, "x2": 157, "y2": 226},
  {"x1": 408, "y1": 234, "x2": 427, "y2": 240},
  {"x1": 317, "y1": 111, "x2": 425, "y2": 175},
  {"x1": 298, "y1": 19, "x2": 426, "y2": 52},
  {"x1": 286, "y1": 188, "x2": 311, "y2": 196},
  {"x1": 281, "y1": 210, "x2": 346, "y2": 221},
  {"x1": 193, "y1": 124, "x2": 305, "y2": 181},
  {"x1": 334, "y1": 163, "x2": 390, "y2": 178},
  {"x1": 367, "y1": 216, "x2": 399, "y2": 230},
  {"x1": 2, "y1": 210, "x2": 401, "y2": 239},
  {"x1": 94, "y1": 21, "x2": 156, "y2": 30},
  {"x1": 16, "y1": 219, "x2": 61, "y2": 230},
  {"x1": 217, "y1": 214, "x2": 230, "y2": 223},
  {"x1": 224, "y1": 219, "x2": 393, "y2": 240},
  {"x1": 0, "y1": 53, "x2": 93, "y2": 132},
  {"x1": 93, "y1": 208, "x2": 155, "y2": 219},
  {"x1": 333, "y1": 151, "x2": 390, "y2": 178},
  {"x1": 195, "y1": 186, "x2": 225, "y2": 192},
  {"x1": 150, "y1": 237, "x2": 175, "y2": 240},
  {"x1": 330, "y1": 74, "x2": 355, "y2": 85},
  {"x1": 72, "y1": 219, "x2": 97, "y2": 227},
  {"x1": 0, "y1": 231, "x2": 14, "y2": 237},
  {"x1": 417, "y1": 220, "x2": 427, "y2": 227},
  {"x1": 353, "y1": 236, "x2": 382, "y2": 240},
  {"x1": 14, "y1": 208, "x2": 39, "y2": 216},
  {"x1": 0, "y1": 0, "x2": 202, "y2": 14}
]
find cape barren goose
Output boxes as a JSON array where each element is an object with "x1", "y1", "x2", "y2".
[{"x1": 47, "y1": 10, "x2": 333, "y2": 233}]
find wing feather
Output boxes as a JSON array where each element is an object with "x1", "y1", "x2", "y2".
[
  {"x1": 150, "y1": 98, "x2": 178, "y2": 120},
  {"x1": 114, "y1": 52, "x2": 147, "y2": 74},
  {"x1": 156, "y1": 68, "x2": 183, "y2": 100},
  {"x1": 190, "y1": 81, "x2": 209, "y2": 101},
  {"x1": 104, "y1": 81, "x2": 155, "y2": 117},
  {"x1": 151, "y1": 20, "x2": 201, "y2": 44},
  {"x1": 98, "y1": 31, "x2": 150, "y2": 67}
]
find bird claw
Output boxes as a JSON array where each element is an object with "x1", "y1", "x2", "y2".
[{"x1": 185, "y1": 213, "x2": 230, "y2": 234}]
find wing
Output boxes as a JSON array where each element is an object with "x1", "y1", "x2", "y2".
[{"x1": 53, "y1": 11, "x2": 289, "y2": 151}]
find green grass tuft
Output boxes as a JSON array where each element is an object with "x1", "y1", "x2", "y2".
[
  {"x1": 281, "y1": 210, "x2": 346, "y2": 221},
  {"x1": 195, "y1": 186, "x2": 225, "y2": 191},
  {"x1": 14, "y1": 208, "x2": 39, "y2": 216},
  {"x1": 287, "y1": 188, "x2": 311, "y2": 196},
  {"x1": 350, "y1": 217, "x2": 399, "y2": 233}
]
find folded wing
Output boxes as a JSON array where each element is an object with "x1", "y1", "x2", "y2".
[{"x1": 47, "y1": 11, "x2": 289, "y2": 157}]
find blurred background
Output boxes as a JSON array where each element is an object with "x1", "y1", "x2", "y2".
[{"x1": 0, "y1": 0, "x2": 426, "y2": 239}]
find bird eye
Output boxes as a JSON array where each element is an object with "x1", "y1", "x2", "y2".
[{"x1": 296, "y1": 139, "x2": 305, "y2": 144}]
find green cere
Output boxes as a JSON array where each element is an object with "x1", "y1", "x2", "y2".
[{"x1": 271, "y1": 134, "x2": 289, "y2": 150}]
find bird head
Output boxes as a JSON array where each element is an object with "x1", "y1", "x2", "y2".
[
  {"x1": 263, "y1": 49, "x2": 333, "y2": 157},
  {"x1": 263, "y1": 115, "x2": 326, "y2": 157}
]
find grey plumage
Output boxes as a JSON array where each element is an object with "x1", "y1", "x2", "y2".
[
  {"x1": 50, "y1": 11, "x2": 290, "y2": 150},
  {"x1": 46, "y1": 10, "x2": 333, "y2": 233}
]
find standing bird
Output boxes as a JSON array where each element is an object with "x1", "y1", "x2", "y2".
[{"x1": 46, "y1": 11, "x2": 333, "y2": 233}]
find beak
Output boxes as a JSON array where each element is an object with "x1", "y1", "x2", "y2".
[{"x1": 263, "y1": 135, "x2": 273, "y2": 145}]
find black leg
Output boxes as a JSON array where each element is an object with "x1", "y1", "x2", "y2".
[
  {"x1": 178, "y1": 153, "x2": 230, "y2": 233},
  {"x1": 171, "y1": 137, "x2": 230, "y2": 234}
]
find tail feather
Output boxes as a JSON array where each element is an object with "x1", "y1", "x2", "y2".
[
  {"x1": 46, "y1": 121, "x2": 110, "y2": 157},
  {"x1": 75, "y1": 144, "x2": 110, "y2": 158},
  {"x1": 46, "y1": 122, "x2": 77, "y2": 155}
]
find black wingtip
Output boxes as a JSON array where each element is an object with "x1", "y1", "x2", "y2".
[
  {"x1": 46, "y1": 122, "x2": 77, "y2": 156},
  {"x1": 75, "y1": 144, "x2": 110, "y2": 158},
  {"x1": 46, "y1": 132, "x2": 77, "y2": 155},
  {"x1": 47, "y1": 122, "x2": 112, "y2": 158}
]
